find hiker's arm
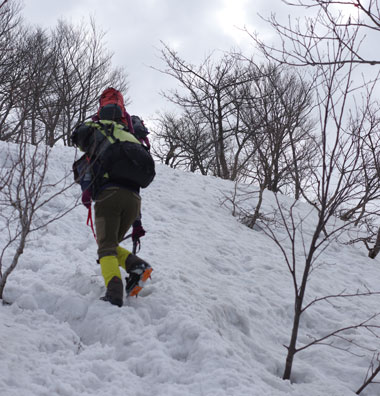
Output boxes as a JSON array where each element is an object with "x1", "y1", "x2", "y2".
[
  {"x1": 76, "y1": 160, "x2": 92, "y2": 208},
  {"x1": 75, "y1": 159, "x2": 92, "y2": 192},
  {"x1": 80, "y1": 170, "x2": 92, "y2": 192}
]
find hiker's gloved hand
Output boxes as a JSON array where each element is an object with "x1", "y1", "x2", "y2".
[
  {"x1": 132, "y1": 220, "x2": 145, "y2": 242},
  {"x1": 81, "y1": 189, "x2": 92, "y2": 209}
]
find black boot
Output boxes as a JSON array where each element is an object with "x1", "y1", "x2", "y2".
[
  {"x1": 100, "y1": 276, "x2": 123, "y2": 307},
  {"x1": 125, "y1": 255, "x2": 152, "y2": 297}
]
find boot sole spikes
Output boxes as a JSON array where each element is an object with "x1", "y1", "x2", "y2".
[{"x1": 128, "y1": 267, "x2": 153, "y2": 297}]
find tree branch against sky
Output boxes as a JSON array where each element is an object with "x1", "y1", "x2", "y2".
[{"x1": 251, "y1": 0, "x2": 380, "y2": 67}]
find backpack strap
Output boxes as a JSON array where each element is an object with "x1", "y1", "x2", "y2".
[
  {"x1": 98, "y1": 121, "x2": 116, "y2": 141},
  {"x1": 97, "y1": 120, "x2": 133, "y2": 144}
]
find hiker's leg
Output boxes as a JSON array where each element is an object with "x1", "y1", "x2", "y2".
[
  {"x1": 99, "y1": 256, "x2": 121, "y2": 286},
  {"x1": 116, "y1": 246, "x2": 131, "y2": 271},
  {"x1": 96, "y1": 188, "x2": 140, "y2": 274},
  {"x1": 95, "y1": 188, "x2": 123, "y2": 283},
  {"x1": 118, "y1": 190, "x2": 141, "y2": 242},
  {"x1": 115, "y1": 190, "x2": 140, "y2": 270}
]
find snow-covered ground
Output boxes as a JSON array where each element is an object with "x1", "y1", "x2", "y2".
[{"x1": 1, "y1": 142, "x2": 380, "y2": 396}]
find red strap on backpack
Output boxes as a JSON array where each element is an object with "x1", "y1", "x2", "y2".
[{"x1": 87, "y1": 206, "x2": 97, "y2": 243}]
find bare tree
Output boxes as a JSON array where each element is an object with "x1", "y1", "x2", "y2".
[
  {"x1": 254, "y1": 0, "x2": 380, "y2": 258},
  {"x1": 253, "y1": 0, "x2": 380, "y2": 67},
  {"x1": 261, "y1": 184, "x2": 380, "y2": 381},
  {"x1": 247, "y1": 0, "x2": 380, "y2": 383},
  {"x1": 151, "y1": 111, "x2": 214, "y2": 174},
  {"x1": 40, "y1": 18, "x2": 128, "y2": 146},
  {"x1": 158, "y1": 44, "x2": 256, "y2": 180},
  {"x1": 239, "y1": 62, "x2": 317, "y2": 198},
  {"x1": 0, "y1": 0, "x2": 25, "y2": 142},
  {"x1": 253, "y1": 0, "x2": 380, "y2": 234},
  {"x1": 339, "y1": 104, "x2": 380, "y2": 226},
  {"x1": 151, "y1": 113, "x2": 183, "y2": 168},
  {"x1": 356, "y1": 352, "x2": 380, "y2": 394},
  {"x1": 0, "y1": 138, "x2": 77, "y2": 300},
  {"x1": 10, "y1": 27, "x2": 56, "y2": 144},
  {"x1": 221, "y1": 63, "x2": 317, "y2": 230},
  {"x1": 0, "y1": 9, "x2": 129, "y2": 145},
  {"x1": 157, "y1": 46, "x2": 318, "y2": 189}
]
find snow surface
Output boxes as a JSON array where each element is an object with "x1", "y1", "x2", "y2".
[{"x1": 1, "y1": 142, "x2": 380, "y2": 396}]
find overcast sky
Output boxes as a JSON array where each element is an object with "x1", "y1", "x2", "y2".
[{"x1": 20, "y1": 0, "x2": 292, "y2": 121}]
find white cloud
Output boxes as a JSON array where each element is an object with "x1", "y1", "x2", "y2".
[
  {"x1": 216, "y1": 0, "x2": 255, "y2": 44},
  {"x1": 20, "y1": 0, "x2": 279, "y2": 117}
]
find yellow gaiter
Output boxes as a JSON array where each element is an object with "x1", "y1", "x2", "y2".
[
  {"x1": 99, "y1": 255, "x2": 122, "y2": 286},
  {"x1": 116, "y1": 246, "x2": 131, "y2": 271}
]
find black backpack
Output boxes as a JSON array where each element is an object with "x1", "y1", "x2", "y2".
[{"x1": 71, "y1": 120, "x2": 155, "y2": 189}]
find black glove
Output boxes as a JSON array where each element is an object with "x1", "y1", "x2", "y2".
[{"x1": 132, "y1": 220, "x2": 146, "y2": 242}]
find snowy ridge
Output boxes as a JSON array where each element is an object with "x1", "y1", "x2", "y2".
[{"x1": 1, "y1": 142, "x2": 380, "y2": 396}]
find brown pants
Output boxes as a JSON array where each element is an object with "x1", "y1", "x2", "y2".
[{"x1": 94, "y1": 187, "x2": 141, "y2": 258}]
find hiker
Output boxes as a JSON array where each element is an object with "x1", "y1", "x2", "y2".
[{"x1": 71, "y1": 87, "x2": 155, "y2": 307}]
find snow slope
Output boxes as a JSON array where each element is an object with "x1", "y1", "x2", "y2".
[{"x1": 1, "y1": 142, "x2": 380, "y2": 396}]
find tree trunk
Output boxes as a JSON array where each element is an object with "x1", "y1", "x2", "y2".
[
  {"x1": 283, "y1": 226, "x2": 321, "y2": 380},
  {"x1": 283, "y1": 296, "x2": 302, "y2": 380},
  {"x1": 0, "y1": 230, "x2": 27, "y2": 300},
  {"x1": 216, "y1": 95, "x2": 229, "y2": 179}
]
